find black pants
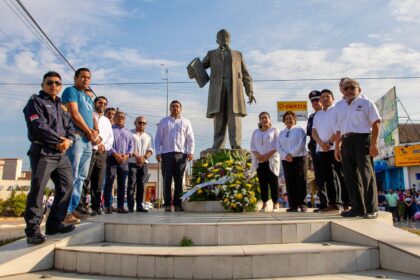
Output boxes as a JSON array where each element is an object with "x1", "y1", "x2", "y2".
[
  {"x1": 310, "y1": 148, "x2": 327, "y2": 209},
  {"x1": 103, "y1": 157, "x2": 128, "y2": 209},
  {"x1": 81, "y1": 150, "x2": 107, "y2": 211},
  {"x1": 317, "y1": 150, "x2": 342, "y2": 207},
  {"x1": 127, "y1": 163, "x2": 149, "y2": 210},
  {"x1": 161, "y1": 152, "x2": 187, "y2": 207},
  {"x1": 25, "y1": 144, "x2": 73, "y2": 236},
  {"x1": 282, "y1": 156, "x2": 307, "y2": 209},
  {"x1": 256, "y1": 161, "x2": 279, "y2": 203},
  {"x1": 341, "y1": 133, "x2": 378, "y2": 214}
]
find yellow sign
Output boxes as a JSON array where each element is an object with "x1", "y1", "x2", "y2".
[
  {"x1": 277, "y1": 101, "x2": 308, "y2": 121},
  {"x1": 394, "y1": 144, "x2": 420, "y2": 166}
]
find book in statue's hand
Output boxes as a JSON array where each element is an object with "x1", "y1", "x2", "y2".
[{"x1": 187, "y1": 57, "x2": 209, "y2": 88}]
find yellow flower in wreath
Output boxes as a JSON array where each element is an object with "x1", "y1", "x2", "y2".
[
  {"x1": 249, "y1": 197, "x2": 257, "y2": 204},
  {"x1": 230, "y1": 203, "x2": 237, "y2": 208},
  {"x1": 202, "y1": 163, "x2": 208, "y2": 168},
  {"x1": 197, "y1": 188, "x2": 203, "y2": 195},
  {"x1": 235, "y1": 193, "x2": 243, "y2": 200},
  {"x1": 213, "y1": 168, "x2": 219, "y2": 173},
  {"x1": 196, "y1": 177, "x2": 201, "y2": 184},
  {"x1": 207, "y1": 173, "x2": 214, "y2": 178}
]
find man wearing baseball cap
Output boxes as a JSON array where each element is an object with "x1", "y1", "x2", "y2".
[{"x1": 306, "y1": 90, "x2": 325, "y2": 211}]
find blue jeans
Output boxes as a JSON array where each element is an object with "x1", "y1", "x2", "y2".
[{"x1": 67, "y1": 134, "x2": 92, "y2": 213}]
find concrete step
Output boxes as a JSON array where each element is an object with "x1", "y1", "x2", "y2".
[
  {"x1": 105, "y1": 221, "x2": 331, "y2": 245},
  {"x1": 55, "y1": 241, "x2": 379, "y2": 279}
]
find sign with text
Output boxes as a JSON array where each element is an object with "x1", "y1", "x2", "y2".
[
  {"x1": 277, "y1": 101, "x2": 308, "y2": 121},
  {"x1": 394, "y1": 144, "x2": 420, "y2": 167},
  {"x1": 375, "y1": 87, "x2": 399, "y2": 159}
]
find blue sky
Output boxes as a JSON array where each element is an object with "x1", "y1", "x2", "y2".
[{"x1": 1, "y1": 0, "x2": 420, "y2": 169}]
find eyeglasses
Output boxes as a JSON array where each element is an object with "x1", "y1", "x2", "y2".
[
  {"x1": 46, "y1": 80, "x2": 62, "y2": 86},
  {"x1": 138, "y1": 122, "x2": 147, "y2": 125},
  {"x1": 343, "y1": 86, "x2": 357, "y2": 91}
]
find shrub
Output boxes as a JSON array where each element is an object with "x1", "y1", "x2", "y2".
[{"x1": 1, "y1": 190, "x2": 27, "y2": 217}]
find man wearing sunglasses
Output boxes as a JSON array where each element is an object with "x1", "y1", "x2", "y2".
[
  {"x1": 127, "y1": 116, "x2": 154, "y2": 212},
  {"x1": 334, "y1": 79, "x2": 381, "y2": 219},
  {"x1": 23, "y1": 71, "x2": 76, "y2": 245}
]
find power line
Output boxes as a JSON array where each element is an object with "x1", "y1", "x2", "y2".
[
  {"x1": 15, "y1": 0, "x2": 76, "y2": 72},
  {"x1": 4, "y1": 0, "x2": 71, "y2": 72}
]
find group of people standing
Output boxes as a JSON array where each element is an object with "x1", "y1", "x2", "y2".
[
  {"x1": 23, "y1": 69, "x2": 195, "y2": 245},
  {"x1": 250, "y1": 78, "x2": 381, "y2": 219}
]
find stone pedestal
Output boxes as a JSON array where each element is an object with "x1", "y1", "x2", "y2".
[{"x1": 182, "y1": 200, "x2": 227, "y2": 212}]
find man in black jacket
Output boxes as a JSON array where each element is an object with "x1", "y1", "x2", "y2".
[{"x1": 23, "y1": 71, "x2": 76, "y2": 245}]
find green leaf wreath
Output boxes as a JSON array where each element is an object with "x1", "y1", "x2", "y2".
[{"x1": 189, "y1": 150, "x2": 260, "y2": 212}]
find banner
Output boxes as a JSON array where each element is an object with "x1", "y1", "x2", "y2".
[
  {"x1": 375, "y1": 87, "x2": 399, "y2": 159},
  {"x1": 277, "y1": 101, "x2": 308, "y2": 121},
  {"x1": 394, "y1": 144, "x2": 420, "y2": 167}
]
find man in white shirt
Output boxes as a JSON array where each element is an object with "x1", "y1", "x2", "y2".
[
  {"x1": 155, "y1": 100, "x2": 195, "y2": 212},
  {"x1": 312, "y1": 89, "x2": 346, "y2": 213},
  {"x1": 128, "y1": 116, "x2": 154, "y2": 212},
  {"x1": 335, "y1": 79, "x2": 381, "y2": 219},
  {"x1": 81, "y1": 95, "x2": 114, "y2": 216}
]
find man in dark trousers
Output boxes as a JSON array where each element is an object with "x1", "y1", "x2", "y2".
[
  {"x1": 155, "y1": 100, "x2": 195, "y2": 212},
  {"x1": 23, "y1": 71, "x2": 76, "y2": 245},
  {"x1": 306, "y1": 90, "x2": 325, "y2": 211},
  {"x1": 103, "y1": 111, "x2": 134, "y2": 214},
  {"x1": 335, "y1": 79, "x2": 381, "y2": 219}
]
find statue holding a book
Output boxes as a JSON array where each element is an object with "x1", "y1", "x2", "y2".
[{"x1": 188, "y1": 29, "x2": 255, "y2": 150}]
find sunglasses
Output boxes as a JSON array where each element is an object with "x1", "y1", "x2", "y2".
[
  {"x1": 343, "y1": 86, "x2": 357, "y2": 91},
  {"x1": 46, "y1": 80, "x2": 62, "y2": 86},
  {"x1": 137, "y1": 121, "x2": 147, "y2": 125}
]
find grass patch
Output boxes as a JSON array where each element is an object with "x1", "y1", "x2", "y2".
[{"x1": 180, "y1": 237, "x2": 194, "y2": 247}]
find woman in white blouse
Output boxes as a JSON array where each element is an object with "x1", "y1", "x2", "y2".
[
  {"x1": 251, "y1": 112, "x2": 281, "y2": 212},
  {"x1": 276, "y1": 111, "x2": 308, "y2": 212}
]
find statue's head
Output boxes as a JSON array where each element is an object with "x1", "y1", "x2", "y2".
[{"x1": 216, "y1": 29, "x2": 231, "y2": 48}]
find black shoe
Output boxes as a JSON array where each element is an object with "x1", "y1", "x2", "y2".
[
  {"x1": 136, "y1": 208, "x2": 149, "y2": 213},
  {"x1": 174, "y1": 206, "x2": 184, "y2": 212},
  {"x1": 286, "y1": 208, "x2": 299, "y2": 212},
  {"x1": 164, "y1": 206, "x2": 172, "y2": 212},
  {"x1": 45, "y1": 224, "x2": 75, "y2": 235},
  {"x1": 341, "y1": 210, "x2": 363, "y2": 218},
  {"x1": 27, "y1": 232, "x2": 47, "y2": 245},
  {"x1": 117, "y1": 208, "x2": 128, "y2": 214},
  {"x1": 104, "y1": 208, "x2": 112, "y2": 214},
  {"x1": 128, "y1": 209, "x2": 134, "y2": 213},
  {"x1": 363, "y1": 212, "x2": 378, "y2": 219}
]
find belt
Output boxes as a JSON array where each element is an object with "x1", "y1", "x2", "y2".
[
  {"x1": 342, "y1": 132, "x2": 370, "y2": 138},
  {"x1": 32, "y1": 140, "x2": 58, "y2": 150}
]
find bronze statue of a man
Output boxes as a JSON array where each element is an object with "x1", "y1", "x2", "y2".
[{"x1": 193, "y1": 29, "x2": 255, "y2": 149}]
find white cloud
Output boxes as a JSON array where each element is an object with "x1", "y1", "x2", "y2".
[
  {"x1": 102, "y1": 48, "x2": 181, "y2": 68},
  {"x1": 248, "y1": 42, "x2": 420, "y2": 80},
  {"x1": 389, "y1": 0, "x2": 420, "y2": 23}
]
